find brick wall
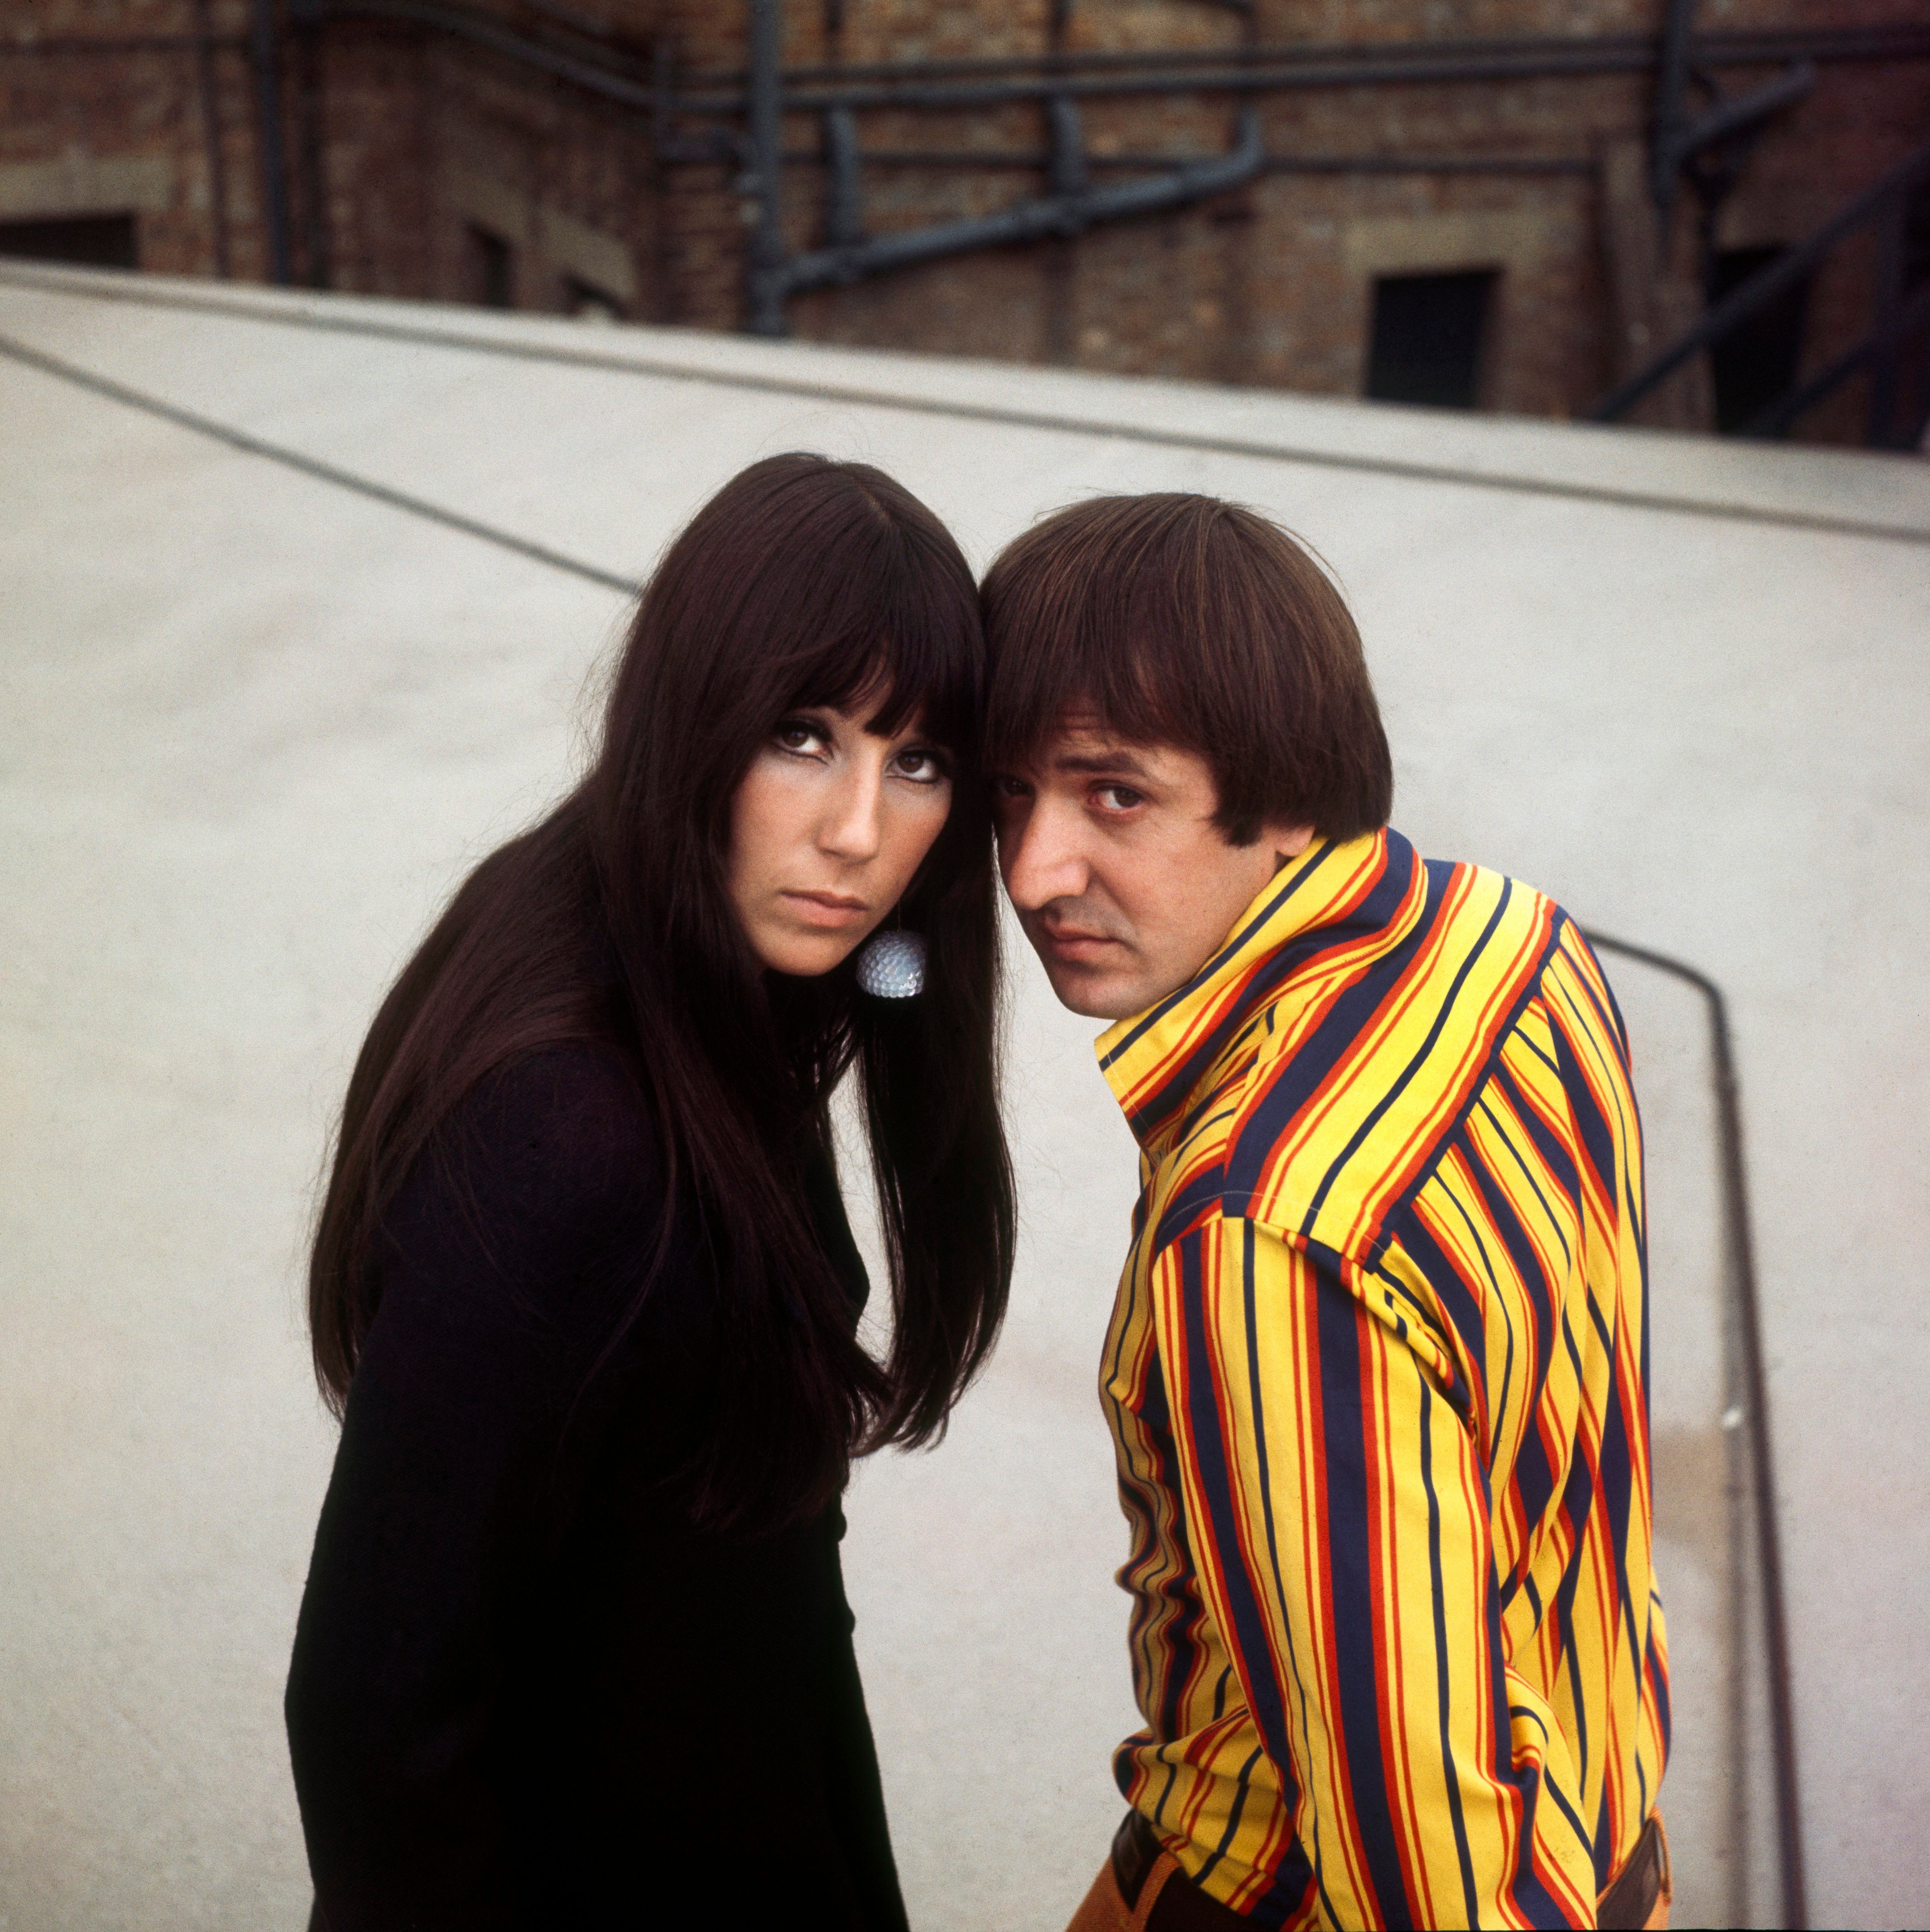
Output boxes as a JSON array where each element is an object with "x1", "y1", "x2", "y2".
[
  {"x1": 0, "y1": 0, "x2": 270, "y2": 279},
  {"x1": 3, "y1": 0, "x2": 1924, "y2": 442}
]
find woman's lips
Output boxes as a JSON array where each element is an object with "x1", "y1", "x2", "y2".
[{"x1": 782, "y1": 889, "x2": 870, "y2": 929}]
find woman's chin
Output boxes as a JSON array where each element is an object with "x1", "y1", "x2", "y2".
[{"x1": 761, "y1": 934, "x2": 863, "y2": 979}]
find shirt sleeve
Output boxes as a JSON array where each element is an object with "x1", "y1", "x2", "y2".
[
  {"x1": 1150, "y1": 1213, "x2": 1598, "y2": 1930},
  {"x1": 285, "y1": 1047, "x2": 667, "y2": 1931}
]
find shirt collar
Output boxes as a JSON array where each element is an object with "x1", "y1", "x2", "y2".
[{"x1": 1095, "y1": 828, "x2": 1421, "y2": 1157}]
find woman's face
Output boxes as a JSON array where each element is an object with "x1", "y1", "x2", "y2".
[{"x1": 726, "y1": 696, "x2": 954, "y2": 977}]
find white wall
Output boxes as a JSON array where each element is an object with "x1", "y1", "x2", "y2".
[{"x1": 1, "y1": 266, "x2": 1924, "y2": 1930}]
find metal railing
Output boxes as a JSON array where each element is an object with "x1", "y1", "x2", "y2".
[
  {"x1": 1586, "y1": 932, "x2": 1807, "y2": 1930},
  {"x1": 1591, "y1": 136, "x2": 1930, "y2": 449}
]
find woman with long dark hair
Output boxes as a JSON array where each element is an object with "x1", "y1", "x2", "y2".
[{"x1": 287, "y1": 454, "x2": 1015, "y2": 1930}]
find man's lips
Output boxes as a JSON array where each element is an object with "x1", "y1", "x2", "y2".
[
  {"x1": 782, "y1": 889, "x2": 870, "y2": 929},
  {"x1": 1034, "y1": 920, "x2": 1124, "y2": 959}
]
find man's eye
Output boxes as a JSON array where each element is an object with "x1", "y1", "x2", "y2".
[
  {"x1": 1096, "y1": 785, "x2": 1144, "y2": 810},
  {"x1": 991, "y1": 776, "x2": 1031, "y2": 800}
]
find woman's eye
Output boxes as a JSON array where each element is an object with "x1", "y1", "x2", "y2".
[
  {"x1": 894, "y1": 746, "x2": 951, "y2": 784},
  {"x1": 773, "y1": 719, "x2": 827, "y2": 755}
]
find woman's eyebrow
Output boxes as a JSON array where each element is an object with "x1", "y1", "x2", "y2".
[{"x1": 860, "y1": 713, "x2": 944, "y2": 745}]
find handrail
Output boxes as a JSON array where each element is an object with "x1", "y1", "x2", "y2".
[
  {"x1": 1748, "y1": 277, "x2": 1930, "y2": 440},
  {"x1": 1589, "y1": 136, "x2": 1930, "y2": 438},
  {"x1": 1585, "y1": 932, "x2": 1807, "y2": 1930}
]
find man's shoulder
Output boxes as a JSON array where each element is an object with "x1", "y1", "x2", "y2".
[{"x1": 1202, "y1": 847, "x2": 1579, "y2": 1258}]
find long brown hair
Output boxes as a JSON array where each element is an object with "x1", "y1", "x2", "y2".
[{"x1": 309, "y1": 454, "x2": 1015, "y2": 1532}]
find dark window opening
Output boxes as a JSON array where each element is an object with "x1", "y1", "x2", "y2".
[
  {"x1": 1902, "y1": 183, "x2": 1930, "y2": 296},
  {"x1": 1707, "y1": 245, "x2": 1811, "y2": 434},
  {"x1": 466, "y1": 225, "x2": 514, "y2": 309},
  {"x1": 563, "y1": 274, "x2": 623, "y2": 322},
  {"x1": 1366, "y1": 269, "x2": 1496, "y2": 410},
  {"x1": 0, "y1": 212, "x2": 138, "y2": 270}
]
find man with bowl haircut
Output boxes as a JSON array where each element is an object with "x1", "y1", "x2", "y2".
[{"x1": 983, "y1": 495, "x2": 1670, "y2": 1932}]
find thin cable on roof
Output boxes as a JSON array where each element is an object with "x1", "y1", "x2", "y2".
[{"x1": 0, "y1": 326, "x2": 644, "y2": 597}]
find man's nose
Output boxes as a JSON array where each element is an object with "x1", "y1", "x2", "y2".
[
  {"x1": 1000, "y1": 801, "x2": 1090, "y2": 910},
  {"x1": 819, "y1": 761, "x2": 884, "y2": 862}
]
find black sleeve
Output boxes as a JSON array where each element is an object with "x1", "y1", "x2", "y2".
[{"x1": 285, "y1": 1045, "x2": 667, "y2": 1932}]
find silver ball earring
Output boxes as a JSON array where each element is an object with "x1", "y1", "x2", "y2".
[{"x1": 855, "y1": 928, "x2": 925, "y2": 998}]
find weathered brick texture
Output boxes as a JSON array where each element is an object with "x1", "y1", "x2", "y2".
[{"x1": 2, "y1": 0, "x2": 1924, "y2": 441}]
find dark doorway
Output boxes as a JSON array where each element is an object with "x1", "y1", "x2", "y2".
[
  {"x1": 1707, "y1": 245, "x2": 1810, "y2": 433},
  {"x1": 1366, "y1": 269, "x2": 1497, "y2": 409},
  {"x1": 466, "y1": 225, "x2": 515, "y2": 308},
  {"x1": 0, "y1": 212, "x2": 138, "y2": 269}
]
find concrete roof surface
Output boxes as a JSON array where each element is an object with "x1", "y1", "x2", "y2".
[{"x1": 2, "y1": 263, "x2": 1924, "y2": 1930}]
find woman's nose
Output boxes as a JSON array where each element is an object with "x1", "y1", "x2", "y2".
[{"x1": 819, "y1": 763, "x2": 884, "y2": 861}]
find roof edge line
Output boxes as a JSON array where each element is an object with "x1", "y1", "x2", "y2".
[{"x1": 4, "y1": 262, "x2": 1925, "y2": 547}]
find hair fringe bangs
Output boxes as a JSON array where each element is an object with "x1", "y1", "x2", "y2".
[{"x1": 780, "y1": 528, "x2": 982, "y2": 753}]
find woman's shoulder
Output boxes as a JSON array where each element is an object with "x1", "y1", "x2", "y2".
[
  {"x1": 447, "y1": 1041, "x2": 663, "y2": 1220},
  {"x1": 362, "y1": 1040, "x2": 680, "y2": 1365},
  {"x1": 373, "y1": 1043, "x2": 667, "y2": 1297}
]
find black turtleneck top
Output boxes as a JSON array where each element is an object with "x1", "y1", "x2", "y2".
[{"x1": 286, "y1": 1044, "x2": 907, "y2": 1931}]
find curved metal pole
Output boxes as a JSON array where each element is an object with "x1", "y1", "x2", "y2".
[{"x1": 1584, "y1": 930, "x2": 1808, "y2": 1929}]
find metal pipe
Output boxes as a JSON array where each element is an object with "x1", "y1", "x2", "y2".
[
  {"x1": 249, "y1": 0, "x2": 294, "y2": 283},
  {"x1": 1866, "y1": 189, "x2": 1906, "y2": 444},
  {"x1": 1672, "y1": 60, "x2": 1815, "y2": 163},
  {"x1": 820, "y1": 105, "x2": 864, "y2": 249},
  {"x1": 685, "y1": 47, "x2": 1670, "y2": 115},
  {"x1": 1589, "y1": 135, "x2": 1930, "y2": 422},
  {"x1": 744, "y1": 0, "x2": 786, "y2": 337},
  {"x1": 1045, "y1": 96, "x2": 1087, "y2": 198},
  {"x1": 293, "y1": 11, "x2": 332, "y2": 287},
  {"x1": 1585, "y1": 932, "x2": 1807, "y2": 1930},
  {"x1": 777, "y1": 107, "x2": 1260, "y2": 294},
  {"x1": 191, "y1": 0, "x2": 233, "y2": 277},
  {"x1": 0, "y1": 33, "x2": 250, "y2": 55},
  {"x1": 98, "y1": 1, "x2": 1923, "y2": 138},
  {"x1": 10, "y1": 17, "x2": 1927, "y2": 82},
  {"x1": 277, "y1": 0, "x2": 658, "y2": 107},
  {"x1": 1651, "y1": 0, "x2": 1696, "y2": 211},
  {"x1": 773, "y1": 146, "x2": 1594, "y2": 176},
  {"x1": 697, "y1": 23, "x2": 1930, "y2": 92}
]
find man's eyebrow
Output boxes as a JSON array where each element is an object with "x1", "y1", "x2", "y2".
[{"x1": 1052, "y1": 747, "x2": 1155, "y2": 779}]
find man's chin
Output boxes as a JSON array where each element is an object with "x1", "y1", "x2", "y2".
[{"x1": 1037, "y1": 957, "x2": 1147, "y2": 1022}]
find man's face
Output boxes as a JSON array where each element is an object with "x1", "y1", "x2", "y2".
[{"x1": 993, "y1": 718, "x2": 1313, "y2": 1020}]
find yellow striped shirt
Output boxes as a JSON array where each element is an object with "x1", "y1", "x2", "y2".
[{"x1": 1094, "y1": 828, "x2": 1666, "y2": 1928}]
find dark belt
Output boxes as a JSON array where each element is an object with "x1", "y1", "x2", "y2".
[
  {"x1": 1597, "y1": 1812, "x2": 1668, "y2": 1931},
  {"x1": 1112, "y1": 1807, "x2": 1667, "y2": 1930},
  {"x1": 1110, "y1": 1810, "x2": 1249, "y2": 1930}
]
